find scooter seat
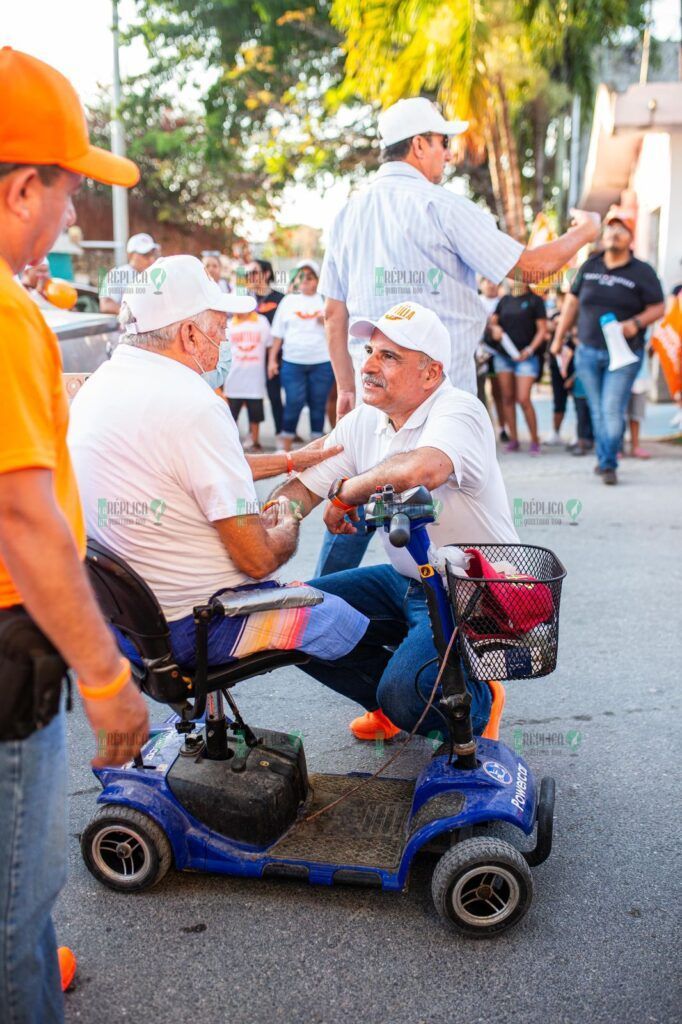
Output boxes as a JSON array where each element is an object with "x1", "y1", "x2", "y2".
[{"x1": 85, "y1": 538, "x2": 313, "y2": 709}]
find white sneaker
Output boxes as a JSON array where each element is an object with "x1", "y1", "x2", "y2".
[{"x1": 545, "y1": 432, "x2": 563, "y2": 446}]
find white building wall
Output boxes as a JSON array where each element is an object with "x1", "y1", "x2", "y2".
[
  {"x1": 630, "y1": 133, "x2": 670, "y2": 282},
  {"x1": 662, "y1": 133, "x2": 682, "y2": 292}
]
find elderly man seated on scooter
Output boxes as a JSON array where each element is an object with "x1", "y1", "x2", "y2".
[
  {"x1": 268, "y1": 301, "x2": 519, "y2": 740},
  {"x1": 68, "y1": 255, "x2": 369, "y2": 668}
]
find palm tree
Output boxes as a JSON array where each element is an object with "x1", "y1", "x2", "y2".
[{"x1": 331, "y1": 0, "x2": 538, "y2": 239}]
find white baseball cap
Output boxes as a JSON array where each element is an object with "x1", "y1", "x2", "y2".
[
  {"x1": 378, "y1": 97, "x2": 468, "y2": 149},
  {"x1": 122, "y1": 255, "x2": 255, "y2": 334},
  {"x1": 294, "y1": 258, "x2": 321, "y2": 277},
  {"x1": 350, "y1": 302, "x2": 450, "y2": 368},
  {"x1": 127, "y1": 232, "x2": 159, "y2": 255}
]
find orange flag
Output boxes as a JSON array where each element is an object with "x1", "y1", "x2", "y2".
[{"x1": 651, "y1": 297, "x2": 682, "y2": 400}]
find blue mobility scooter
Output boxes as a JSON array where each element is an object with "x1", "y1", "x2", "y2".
[{"x1": 81, "y1": 484, "x2": 565, "y2": 937}]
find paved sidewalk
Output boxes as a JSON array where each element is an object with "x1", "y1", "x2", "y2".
[{"x1": 56, "y1": 440, "x2": 681, "y2": 1024}]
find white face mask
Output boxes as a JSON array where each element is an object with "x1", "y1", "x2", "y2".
[{"x1": 191, "y1": 323, "x2": 232, "y2": 389}]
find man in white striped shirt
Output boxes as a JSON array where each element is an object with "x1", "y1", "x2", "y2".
[{"x1": 321, "y1": 97, "x2": 600, "y2": 410}]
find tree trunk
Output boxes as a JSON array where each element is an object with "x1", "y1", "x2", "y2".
[
  {"x1": 492, "y1": 77, "x2": 526, "y2": 243},
  {"x1": 531, "y1": 95, "x2": 548, "y2": 217},
  {"x1": 483, "y1": 114, "x2": 507, "y2": 230}
]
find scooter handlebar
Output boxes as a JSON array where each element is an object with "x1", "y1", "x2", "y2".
[{"x1": 388, "y1": 512, "x2": 411, "y2": 548}]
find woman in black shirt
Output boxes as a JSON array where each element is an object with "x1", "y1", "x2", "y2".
[{"x1": 490, "y1": 285, "x2": 547, "y2": 455}]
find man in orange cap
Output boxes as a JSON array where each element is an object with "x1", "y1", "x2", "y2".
[
  {"x1": 0, "y1": 48, "x2": 148, "y2": 1022},
  {"x1": 551, "y1": 204, "x2": 664, "y2": 484}
]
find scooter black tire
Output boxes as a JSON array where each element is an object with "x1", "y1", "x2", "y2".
[
  {"x1": 81, "y1": 804, "x2": 172, "y2": 893},
  {"x1": 431, "y1": 836, "x2": 533, "y2": 937}
]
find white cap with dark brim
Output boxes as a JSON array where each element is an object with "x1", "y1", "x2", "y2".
[{"x1": 350, "y1": 301, "x2": 451, "y2": 368}]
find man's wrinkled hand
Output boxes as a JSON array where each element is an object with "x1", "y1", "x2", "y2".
[
  {"x1": 262, "y1": 497, "x2": 303, "y2": 529},
  {"x1": 83, "y1": 677, "x2": 149, "y2": 768},
  {"x1": 289, "y1": 440, "x2": 344, "y2": 472},
  {"x1": 569, "y1": 208, "x2": 601, "y2": 242},
  {"x1": 323, "y1": 501, "x2": 359, "y2": 535}
]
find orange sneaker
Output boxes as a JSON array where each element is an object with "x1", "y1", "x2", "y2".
[
  {"x1": 58, "y1": 947, "x2": 77, "y2": 992},
  {"x1": 349, "y1": 708, "x2": 401, "y2": 741},
  {"x1": 481, "y1": 680, "x2": 506, "y2": 741}
]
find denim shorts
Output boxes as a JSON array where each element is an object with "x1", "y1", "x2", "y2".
[{"x1": 493, "y1": 351, "x2": 540, "y2": 377}]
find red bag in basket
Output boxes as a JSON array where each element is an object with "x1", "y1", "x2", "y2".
[{"x1": 464, "y1": 548, "x2": 554, "y2": 632}]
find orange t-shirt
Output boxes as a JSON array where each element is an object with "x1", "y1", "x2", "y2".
[{"x1": 0, "y1": 257, "x2": 85, "y2": 608}]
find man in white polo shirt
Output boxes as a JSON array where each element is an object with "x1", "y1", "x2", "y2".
[
  {"x1": 69, "y1": 255, "x2": 369, "y2": 669},
  {"x1": 268, "y1": 301, "x2": 518, "y2": 740}
]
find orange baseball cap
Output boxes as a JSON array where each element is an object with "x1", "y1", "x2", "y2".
[
  {"x1": 0, "y1": 47, "x2": 139, "y2": 187},
  {"x1": 604, "y1": 205, "x2": 636, "y2": 236}
]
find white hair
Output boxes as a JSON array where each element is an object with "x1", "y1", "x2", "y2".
[{"x1": 118, "y1": 305, "x2": 214, "y2": 350}]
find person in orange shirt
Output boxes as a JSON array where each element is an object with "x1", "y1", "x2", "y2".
[{"x1": 0, "y1": 48, "x2": 149, "y2": 1023}]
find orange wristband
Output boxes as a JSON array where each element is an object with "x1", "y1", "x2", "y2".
[
  {"x1": 285, "y1": 452, "x2": 294, "y2": 475},
  {"x1": 78, "y1": 658, "x2": 131, "y2": 701}
]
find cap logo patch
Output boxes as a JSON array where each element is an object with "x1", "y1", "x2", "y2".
[{"x1": 385, "y1": 303, "x2": 416, "y2": 321}]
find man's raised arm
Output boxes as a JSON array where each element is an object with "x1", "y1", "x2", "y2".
[{"x1": 513, "y1": 210, "x2": 601, "y2": 283}]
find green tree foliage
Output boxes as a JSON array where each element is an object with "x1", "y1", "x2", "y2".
[
  {"x1": 87, "y1": 0, "x2": 648, "y2": 239},
  {"x1": 94, "y1": 0, "x2": 375, "y2": 233},
  {"x1": 331, "y1": 0, "x2": 647, "y2": 238}
]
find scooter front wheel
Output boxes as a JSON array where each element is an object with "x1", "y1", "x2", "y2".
[
  {"x1": 431, "y1": 836, "x2": 533, "y2": 937},
  {"x1": 81, "y1": 805, "x2": 172, "y2": 893}
]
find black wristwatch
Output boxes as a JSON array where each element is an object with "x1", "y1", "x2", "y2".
[{"x1": 633, "y1": 315, "x2": 643, "y2": 332}]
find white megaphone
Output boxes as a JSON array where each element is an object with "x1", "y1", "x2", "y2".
[{"x1": 600, "y1": 313, "x2": 639, "y2": 371}]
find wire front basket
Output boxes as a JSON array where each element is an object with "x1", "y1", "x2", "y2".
[{"x1": 445, "y1": 544, "x2": 566, "y2": 682}]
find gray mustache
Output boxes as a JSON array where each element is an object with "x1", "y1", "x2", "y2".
[{"x1": 362, "y1": 375, "x2": 385, "y2": 388}]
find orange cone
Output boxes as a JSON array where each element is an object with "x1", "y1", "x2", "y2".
[{"x1": 58, "y1": 947, "x2": 77, "y2": 992}]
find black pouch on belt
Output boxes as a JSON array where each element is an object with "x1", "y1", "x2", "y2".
[{"x1": 0, "y1": 605, "x2": 69, "y2": 741}]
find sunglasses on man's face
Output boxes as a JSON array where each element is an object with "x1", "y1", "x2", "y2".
[{"x1": 422, "y1": 133, "x2": 450, "y2": 150}]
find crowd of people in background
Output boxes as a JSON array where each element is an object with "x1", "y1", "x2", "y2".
[
  {"x1": 23, "y1": 217, "x2": 680, "y2": 489},
  {"x1": 475, "y1": 205, "x2": 672, "y2": 485}
]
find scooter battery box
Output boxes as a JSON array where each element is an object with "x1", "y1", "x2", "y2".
[{"x1": 167, "y1": 727, "x2": 309, "y2": 847}]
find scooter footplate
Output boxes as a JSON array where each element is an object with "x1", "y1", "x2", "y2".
[{"x1": 268, "y1": 774, "x2": 416, "y2": 869}]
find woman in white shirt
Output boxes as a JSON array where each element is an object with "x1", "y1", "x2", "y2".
[{"x1": 268, "y1": 259, "x2": 333, "y2": 452}]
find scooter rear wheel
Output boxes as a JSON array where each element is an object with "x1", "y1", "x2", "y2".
[
  {"x1": 432, "y1": 836, "x2": 533, "y2": 937},
  {"x1": 81, "y1": 805, "x2": 172, "y2": 892}
]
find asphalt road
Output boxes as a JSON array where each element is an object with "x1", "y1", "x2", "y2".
[{"x1": 55, "y1": 440, "x2": 681, "y2": 1024}]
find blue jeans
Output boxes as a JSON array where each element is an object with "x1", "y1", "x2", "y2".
[
  {"x1": 575, "y1": 345, "x2": 643, "y2": 470},
  {"x1": 0, "y1": 709, "x2": 67, "y2": 1023},
  {"x1": 302, "y1": 564, "x2": 492, "y2": 736},
  {"x1": 315, "y1": 505, "x2": 373, "y2": 577},
  {"x1": 492, "y1": 351, "x2": 540, "y2": 377},
  {"x1": 280, "y1": 360, "x2": 334, "y2": 436}
]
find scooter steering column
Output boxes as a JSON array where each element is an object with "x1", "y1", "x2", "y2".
[{"x1": 406, "y1": 525, "x2": 478, "y2": 769}]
